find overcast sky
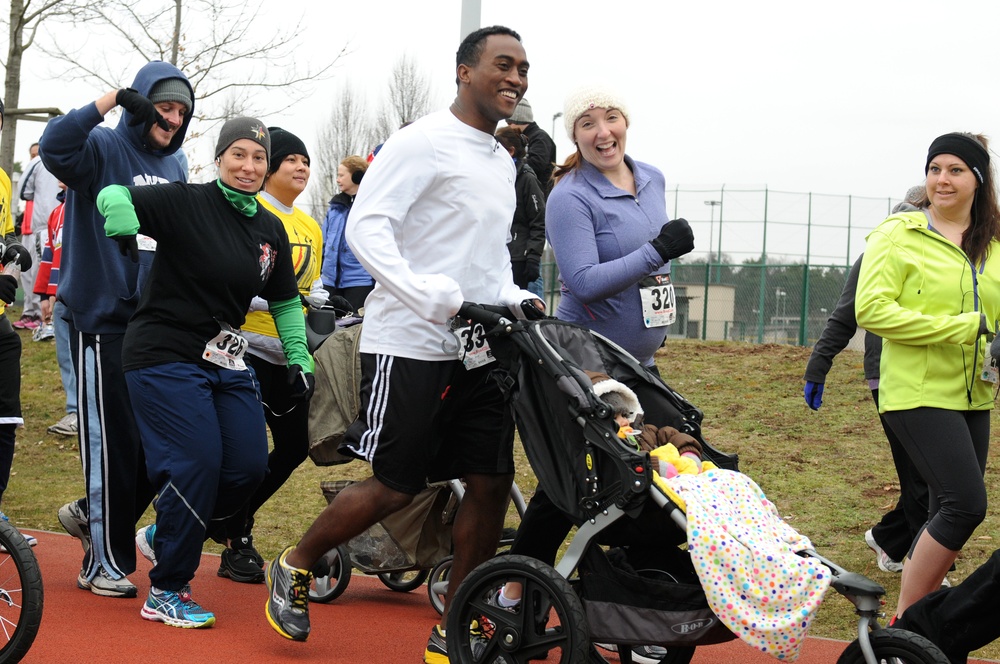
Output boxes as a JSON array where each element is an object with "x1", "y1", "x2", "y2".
[{"x1": 9, "y1": 0, "x2": 1000, "y2": 260}]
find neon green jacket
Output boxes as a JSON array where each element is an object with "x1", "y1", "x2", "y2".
[{"x1": 856, "y1": 210, "x2": 1000, "y2": 412}]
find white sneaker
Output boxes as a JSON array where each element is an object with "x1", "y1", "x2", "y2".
[
  {"x1": 32, "y1": 323, "x2": 54, "y2": 342},
  {"x1": 57, "y1": 500, "x2": 90, "y2": 554},
  {"x1": 865, "y1": 529, "x2": 903, "y2": 573},
  {"x1": 48, "y1": 413, "x2": 78, "y2": 436},
  {"x1": 594, "y1": 643, "x2": 668, "y2": 664},
  {"x1": 136, "y1": 524, "x2": 157, "y2": 566},
  {"x1": 0, "y1": 511, "x2": 38, "y2": 551},
  {"x1": 78, "y1": 566, "x2": 137, "y2": 598}
]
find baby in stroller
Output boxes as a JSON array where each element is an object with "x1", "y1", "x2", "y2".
[{"x1": 497, "y1": 371, "x2": 710, "y2": 663}]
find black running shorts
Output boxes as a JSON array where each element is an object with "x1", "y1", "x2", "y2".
[{"x1": 341, "y1": 353, "x2": 515, "y2": 495}]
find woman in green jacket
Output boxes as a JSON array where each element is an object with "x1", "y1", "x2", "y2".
[{"x1": 856, "y1": 132, "x2": 1000, "y2": 623}]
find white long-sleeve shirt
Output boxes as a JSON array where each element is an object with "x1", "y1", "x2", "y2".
[{"x1": 346, "y1": 109, "x2": 535, "y2": 361}]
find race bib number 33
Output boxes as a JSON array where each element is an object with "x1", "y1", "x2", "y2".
[{"x1": 451, "y1": 322, "x2": 496, "y2": 370}]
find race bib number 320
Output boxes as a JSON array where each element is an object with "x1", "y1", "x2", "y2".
[{"x1": 639, "y1": 274, "x2": 676, "y2": 328}]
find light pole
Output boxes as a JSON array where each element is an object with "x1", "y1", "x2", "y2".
[
  {"x1": 704, "y1": 200, "x2": 722, "y2": 282},
  {"x1": 552, "y1": 112, "x2": 563, "y2": 139}
]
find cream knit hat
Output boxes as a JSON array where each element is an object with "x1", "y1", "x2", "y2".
[{"x1": 563, "y1": 84, "x2": 630, "y2": 141}]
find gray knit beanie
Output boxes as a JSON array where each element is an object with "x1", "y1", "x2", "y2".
[
  {"x1": 148, "y1": 78, "x2": 192, "y2": 111},
  {"x1": 507, "y1": 98, "x2": 533, "y2": 124},
  {"x1": 215, "y1": 117, "x2": 270, "y2": 163},
  {"x1": 563, "y1": 84, "x2": 630, "y2": 141}
]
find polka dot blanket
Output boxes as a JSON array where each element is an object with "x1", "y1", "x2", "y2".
[{"x1": 667, "y1": 469, "x2": 831, "y2": 661}]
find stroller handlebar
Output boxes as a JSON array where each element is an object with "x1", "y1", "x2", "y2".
[{"x1": 457, "y1": 301, "x2": 514, "y2": 327}]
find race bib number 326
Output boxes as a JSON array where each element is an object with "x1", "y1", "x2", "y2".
[{"x1": 203, "y1": 323, "x2": 248, "y2": 371}]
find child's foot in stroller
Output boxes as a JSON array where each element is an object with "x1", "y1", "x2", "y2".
[
  {"x1": 594, "y1": 642, "x2": 668, "y2": 663},
  {"x1": 489, "y1": 586, "x2": 521, "y2": 612},
  {"x1": 864, "y1": 529, "x2": 903, "y2": 573}
]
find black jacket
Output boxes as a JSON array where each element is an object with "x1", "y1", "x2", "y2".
[
  {"x1": 521, "y1": 122, "x2": 556, "y2": 196},
  {"x1": 803, "y1": 254, "x2": 881, "y2": 383},
  {"x1": 507, "y1": 161, "x2": 546, "y2": 266}
]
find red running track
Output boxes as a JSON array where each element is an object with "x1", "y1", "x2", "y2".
[{"x1": 17, "y1": 530, "x2": 997, "y2": 663}]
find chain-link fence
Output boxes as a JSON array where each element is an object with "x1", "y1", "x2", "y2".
[{"x1": 539, "y1": 186, "x2": 909, "y2": 347}]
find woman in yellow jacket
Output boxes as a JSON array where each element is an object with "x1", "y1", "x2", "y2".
[{"x1": 856, "y1": 132, "x2": 1000, "y2": 622}]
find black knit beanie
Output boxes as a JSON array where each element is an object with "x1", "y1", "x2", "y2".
[{"x1": 267, "y1": 126, "x2": 309, "y2": 173}]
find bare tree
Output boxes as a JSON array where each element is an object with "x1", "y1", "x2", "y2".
[
  {"x1": 33, "y1": 0, "x2": 346, "y2": 171},
  {"x1": 386, "y1": 54, "x2": 432, "y2": 129},
  {"x1": 309, "y1": 55, "x2": 435, "y2": 221},
  {"x1": 308, "y1": 83, "x2": 371, "y2": 221},
  {"x1": 1, "y1": 0, "x2": 90, "y2": 174},
  {"x1": 366, "y1": 54, "x2": 434, "y2": 150}
]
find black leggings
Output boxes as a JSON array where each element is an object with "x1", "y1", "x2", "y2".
[
  {"x1": 221, "y1": 354, "x2": 309, "y2": 540},
  {"x1": 883, "y1": 408, "x2": 989, "y2": 553}
]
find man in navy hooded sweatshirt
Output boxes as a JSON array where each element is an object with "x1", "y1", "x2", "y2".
[{"x1": 40, "y1": 61, "x2": 194, "y2": 598}]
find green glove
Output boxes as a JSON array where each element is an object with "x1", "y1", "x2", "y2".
[{"x1": 97, "y1": 185, "x2": 141, "y2": 262}]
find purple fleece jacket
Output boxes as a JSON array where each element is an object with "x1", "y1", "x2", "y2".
[{"x1": 546, "y1": 155, "x2": 671, "y2": 365}]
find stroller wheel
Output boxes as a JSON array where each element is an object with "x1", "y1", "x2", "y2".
[
  {"x1": 427, "y1": 556, "x2": 453, "y2": 616},
  {"x1": 837, "y1": 628, "x2": 949, "y2": 664},
  {"x1": 378, "y1": 568, "x2": 429, "y2": 593},
  {"x1": 308, "y1": 545, "x2": 351, "y2": 603},
  {"x1": 446, "y1": 554, "x2": 589, "y2": 663}
]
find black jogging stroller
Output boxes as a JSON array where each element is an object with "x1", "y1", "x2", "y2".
[{"x1": 444, "y1": 303, "x2": 949, "y2": 664}]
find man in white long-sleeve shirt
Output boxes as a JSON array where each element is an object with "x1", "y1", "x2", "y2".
[{"x1": 265, "y1": 26, "x2": 540, "y2": 661}]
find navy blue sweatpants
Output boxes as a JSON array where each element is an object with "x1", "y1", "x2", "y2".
[
  {"x1": 72, "y1": 328, "x2": 153, "y2": 581},
  {"x1": 126, "y1": 362, "x2": 268, "y2": 592}
]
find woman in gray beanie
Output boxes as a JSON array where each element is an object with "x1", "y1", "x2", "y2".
[
  {"x1": 88, "y1": 116, "x2": 314, "y2": 629},
  {"x1": 213, "y1": 126, "x2": 327, "y2": 585}
]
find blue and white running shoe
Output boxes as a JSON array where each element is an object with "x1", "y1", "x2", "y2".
[{"x1": 141, "y1": 585, "x2": 215, "y2": 628}]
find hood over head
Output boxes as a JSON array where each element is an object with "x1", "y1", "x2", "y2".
[{"x1": 116, "y1": 60, "x2": 194, "y2": 156}]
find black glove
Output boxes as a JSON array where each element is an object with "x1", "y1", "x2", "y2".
[
  {"x1": 116, "y1": 88, "x2": 170, "y2": 134},
  {"x1": 649, "y1": 218, "x2": 695, "y2": 262},
  {"x1": 287, "y1": 364, "x2": 316, "y2": 403},
  {"x1": 0, "y1": 275, "x2": 16, "y2": 305},
  {"x1": 1, "y1": 242, "x2": 31, "y2": 271},
  {"x1": 115, "y1": 235, "x2": 139, "y2": 263},
  {"x1": 520, "y1": 299, "x2": 546, "y2": 320},
  {"x1": 327, "y1": 295, "x2": 354, "y2": 317},
  {"x1": 522, "y1": 257, "x2": 541, "y2": 284}
]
